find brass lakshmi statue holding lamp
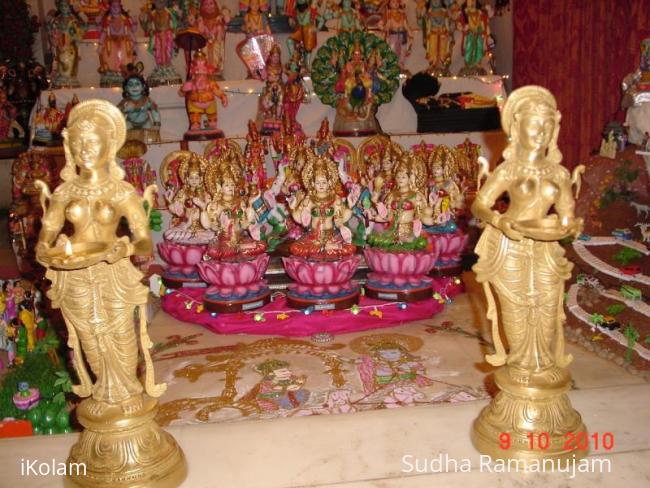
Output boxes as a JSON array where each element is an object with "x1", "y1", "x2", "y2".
[
  {"x1": 471, "y1": 86, "x2": 588, "y2": 462},
  {"x1": 35, "y1": 100, "x2": 186, "y2": 487}
]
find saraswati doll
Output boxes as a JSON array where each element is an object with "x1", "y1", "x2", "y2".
[
  {"x1": 470, "y1": 86, "x2": 587, "y2": 462},
  {"x1": 34, "y1": 100, "x2": 186, "y2": 486}
]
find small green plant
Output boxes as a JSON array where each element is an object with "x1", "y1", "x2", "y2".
[
  {"x1": 623, "y1": 324, "x2": 640, "y2": 364},
  {"x1": 612, "y1": 247, "x2": 643, "y2": 266},
  {"x1": 606, "y1": 303, "x2": 627, "y2": 316},
  {"x1": 589, "y1": 313, "x2": 605, "y2": 326}
]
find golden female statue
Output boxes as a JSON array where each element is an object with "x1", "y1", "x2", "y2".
[
  {"x1": 35, "y1": 100, "x2": 185, "y2": 486},
  {"x1": 470, "y1": 86, "x2": 587, "y2": 462}
]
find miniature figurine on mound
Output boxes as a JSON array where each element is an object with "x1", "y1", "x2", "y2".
[
  {"x1": 178, "y1": 50, "x2": 228, "y2": 140},
  {"x1": 457, "y1": 0, "x2": 493, "y2": 76},
  {"x1": 365, "y1": 152, "x2": 439, "y2": 302},
  {"x1": 139, "y1": 0, "x2": 183, "y2": 86},
  {"x1": 417, "y1": 0, "x2": 456, "y2": 76},
  {"x1": 237, "y1": 0, "x2": 275, "y2": 79},
  {"x1": 118, "y1": 63, "x2": 162, "y2": 144},
  {"x1": 32, "y1": 92, "x2": 65, "y2": 147},
  {"x1": 312, "y1": 30, "x2": 400, "y2": 136},
  {"x1": 197, "y1": 161, "x2": 271, "y2": 313},
  {"x1": 97, "y1": 0, "x2": 137, "y2": 87},
  {"x1": 46, "y1": 0, "x2": 86, "y2": 89},
  {"x1": 158, "y1": 152, "x2": 213, "y2": 287},
  {"x1": 34, "y1": 99, "x2": 186, "y2": 486},
  {"x1": 282, "y1": 150, "x2": 361, "y2": 310}
]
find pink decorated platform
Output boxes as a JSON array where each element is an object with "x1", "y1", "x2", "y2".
[{"x1": 160, "y1": 277, "x2": 464, "y2": 337}]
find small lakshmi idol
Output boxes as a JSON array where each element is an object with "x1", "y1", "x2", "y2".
[
  {"x1": 97, "y1": 0, "x2": 138, "y2": 87},
  {"x1": 282, "y1": 151, "x2": 360, "y2": 310},
  {"x1": 164, "y1": 153, "x2": 214, "y2": 244},
  {"x1": 197, "y1": 0, "x2": 231, "y2": 80},
  {"x1": 364, "y1": 153, "x2": 438, "y2": 302},
  {"x1": 201, "y1": 162, "x2": 267, "y2": 260},
  {"x1": 139, "y1": 0, "x2": 183, "y2": 87},
  {"x1": 46, "y1": 0, "x2": 86, "y2": 89},
  {"x1": 197, "y1": 159, "x2": 270, "y2": 313},
  {"x1": 178, "y1": 50, "x2": 229, "y2": 139},
  {"x1": 117, "y1": 64, "x2": 162, "y2": 144}
]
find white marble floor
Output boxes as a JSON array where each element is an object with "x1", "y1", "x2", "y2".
[
  {"x1": 1, "y1": 276, "x2": 648, "y2": 487},
  {"x1": 0, "y1": 381, "x2": 648, "y2": 487}
]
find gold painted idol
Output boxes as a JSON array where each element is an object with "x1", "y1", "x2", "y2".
[
  {"x1": 35, "y1": 100, "x2": 185, "y2": 486},
  {"x1": 470, "y1": 86, "x2": 587, "y2": 461}
]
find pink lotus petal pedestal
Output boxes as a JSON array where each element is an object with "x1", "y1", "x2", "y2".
[
  {"x1": 157, "y1": 240, "x2": 207, "y2": 288},
  {"x1": 364, "y1": 248, "x2": 438, "y2": 302},
  {"x1": 282, "y1": 255, "x2": 361, "y2": 311},
  {"x1": 197, "y1": 254, "x2": 271, "y2": 313},
  {"x1": 428, "y1": 230, "x2": 469, "y2": 278}
]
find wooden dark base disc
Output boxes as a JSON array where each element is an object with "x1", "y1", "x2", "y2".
[
  {"x1": 429, "y1": 264, "x2": 463, "y2": 278},
  {"x1": 204, "y1": 290, "x2": 271, "y2": 313},
  {"x1": 364, "y1": 284, "x2": 433, "y2": 302},
  {"x1": 286, "y1": 290, "x2": 360, "y2": 311},
  {"x1": 333, "y1": 128, "x2": 378, "y2": 137},
  {"x1": 162, "y1": 275, "x2": 205, "y2": 289},
  {"x1": 183, "y1": 129, "x2": 224, "y2": 141}
]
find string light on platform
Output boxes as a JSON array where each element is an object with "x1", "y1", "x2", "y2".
[{"x1": 163, "y1": 287, "x2": 431, "y2": 322}]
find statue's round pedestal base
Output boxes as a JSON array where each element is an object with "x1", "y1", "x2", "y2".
[
  {"x1": 204, "y1": 287, "x2": 271, "y2": 313},
  {"x1": 427, "y1": 65, "x2": 452, "y2": 77},
  {"x1": 157, "y1": 241, "x2": 207, "y2": 289},
  {"x1": 333, "y1": 105, "x2": 381, "y2": 137},
  {"x1": 198, "y1": 254, "x2": 271, "y2": 313},
  {"x1": 65, "y1": 397, "x2": 187, "y2": 488},
  {"x1": 282, "y1": 255, "x2": 362, "y2": 311},
  {"x1": 99, "y1": 71, "x2": 125, "y2": 88},
  {"x1": 183, "y1": 128, "x2": 224, "y2": 141},
  {"x1": 162, "y1": 271, "x2": 204, "y2": 289},
  {"x1": 228, "y1": 15, "x2": 292, "y2": 33},
  {"x1": 364, "y1": 282, "x2": 432, "y2": 302},
  {"x1": 286, "y1": 286, "x2": 360, "y2": 311},
  {"x1": 429, "y1": 264, "x2": 463, "y2": 278},
  {"x1": 471, "y1": 367, "x2": 588, "y2": 462},
  {"x1": 458, "y1": 65, "x2": 488, "y2": 77},
  {"x1": 51, "y1": 76, "x2": 81, "y2": 89},
  {"x1": 147, "y1": 65, "x2": 182, "y2": 88}
]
